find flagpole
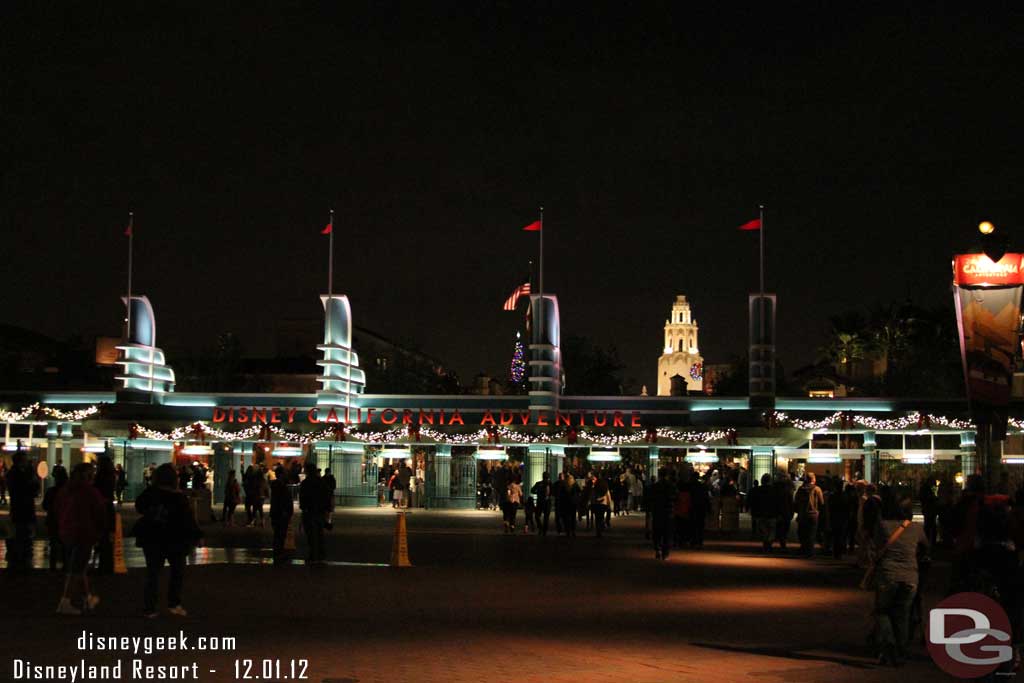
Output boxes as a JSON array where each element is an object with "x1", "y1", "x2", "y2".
[
  {"x1": 126, "y1": 211, "x2": 134, "y2": 342},
  {"x1": 538, "y1": 206, "x2": 544, "y2": 299},
  {"x1": 537, "y1": 207, "x2": 544, "y2": 343},
  {"x1": 328, "y1": 209, "x2": 334, "y2": 297},
  {"x1": 758, "y1": 204, "x2": 765, "y2": 342}
]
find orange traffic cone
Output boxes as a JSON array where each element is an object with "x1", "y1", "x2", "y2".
[{"x1": 390, "y1": 511, "x2": 412, "y2": 567}]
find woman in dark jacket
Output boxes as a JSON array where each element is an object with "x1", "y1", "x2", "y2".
[
  {"x1": 56, "y1": 463, "x2": 107, "y2": 614},
  {"x1": 135, "y1": 463, "x2": 202, "y2": 618}
]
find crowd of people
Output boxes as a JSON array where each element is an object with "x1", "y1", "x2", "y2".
[{"x1": 9, "y1": 445, "x2": 1024, "y2": 671}]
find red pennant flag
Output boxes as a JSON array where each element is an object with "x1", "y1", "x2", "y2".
[
  {"x1": 738, "y1": 218, "x2": 761, "y2": 231},
  {"x1": 321, "y1": 221, "x2": 332, "y2": 235},
  {"x1": 522, "y1": 220, "x2": 542, "y2": 232}
]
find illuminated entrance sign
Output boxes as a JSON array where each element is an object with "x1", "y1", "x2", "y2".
[{"x1": 211, "y1": 407, "x2": 643, "y2": 428}]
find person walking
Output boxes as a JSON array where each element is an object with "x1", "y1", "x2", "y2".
[
  {"x1": 827, "y1": 479, "x2": 850, "y2": 560},
  {"x1": 42, "y1": 465, "x2": 70, "y2": 571},
  {"x1": 504, "y1": 475, "x2": 523, "y2": 533},
  {"x1": 748, "y1": 473, "x2": 779, "y2": 552},
  {"x1": 868, "y1": 494, "x2": 928, "y2": 666},
  {"x1": 591, "y1": 474, "x2": 612, "y2": 538},
  {"x1": 688, "y1": 475, "x2": 709, "y2": 549},
  {"x1": 222, "y1": 470, "x2": 241, "y2": 526},
  {"x1": 93, "y1": 455, "x2": 117, "y2": 574},
  {"x1": 558, "y1": 473, "x2": 577, "y2": 537},
  {"x1": 397, "y1": 461, "x2": 413, "y2": 510},
  {"x1": 114, "y1": 463, "x2": 126, "y2": 503},
  {"x1": 55, "y1": 463, "x2": 107, "y2": 615},
  {"x1": 299, "y1": 462, "x2": 328, "y2": 564},
  {"x1": 719, "y1": 477, "x2": 740, "y2": 535},
  {"x1": 323, "y1": 467, "x2": 337, "y2": 526},
  {"x1": 6, "y1": 448, "x2": 40, "y2": 573},
  {"x1": 774, "y1": 474, "x2": 795, "y2": 551},
  {"x1": 795, "y1": 472, "x2": 825, "y2": 557},
  {"x1": 531, "y1": 472, "x2": 553, "y2": 536},
  {"x1": 552, "y1": 472, "x2": 567, "y2": 534},
  {"x1": 243, "y1": 465, "x2": 258, "y2": 525},
  {"x1": 134, "y1": 463, "x2": 202, "y2": 618},
  {"x1": 0, "y1": 461, "x2": 8, "y2": 504},
  {"x1": 269, "y1": 465, "x2": 294, "y2": 566},
  {"x1": 650, "y1": 468, "x2": 677, "y2": 560},
  {"x1": 251, "y1": 466, "x2": 268, "y2": 527}
]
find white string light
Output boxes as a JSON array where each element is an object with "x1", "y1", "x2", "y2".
[{"x1": 0, "y1": 403, "x2": 100, "y2": 423}]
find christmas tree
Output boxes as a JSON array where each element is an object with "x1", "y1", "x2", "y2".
[{"x1": 509, "y1": 332, "x2": 527, "y2": 392}]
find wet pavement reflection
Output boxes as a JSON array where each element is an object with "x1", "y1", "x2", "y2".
[{"x1": 0, "y1": 540, "x2": 389, "y2": 569}]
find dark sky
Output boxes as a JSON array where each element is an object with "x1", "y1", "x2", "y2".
[{"x1": 4, "y1": 4, "x2": 1023, "y2": 391}]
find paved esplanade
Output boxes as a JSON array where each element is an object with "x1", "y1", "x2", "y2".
[{"x1": 6, "y1": 510, "x2": 949, "y2": 682}]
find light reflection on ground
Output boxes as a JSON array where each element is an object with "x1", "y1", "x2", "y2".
[{"x1": 0, "y1": 540, "x2": 389, "y2": 569}]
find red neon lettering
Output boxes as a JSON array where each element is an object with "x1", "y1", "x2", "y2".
[
  {"x1": 381, "y1": 409, "x2": 398, "y2": 425},
  {"x1": 593, "y1": 412, "x2": 608, "y2": 427},
  {"x1": 252, "y1": 408, "x2": 267, "y2": 424},
  {"x1": 212, "y1": 408, "x2": 226, "y2": 423},
  {"x1": 326, "y1": 408, "x2": 339, "y2": 423},
  {"x1": 365, "y1": 408, "x2": 375, "y2": 424},
  {"x1": 419, "y1": 409, "x2": 435, "y2": 425},
  {"x1": 237, "y1": 407, "x2": 249, "y2": 424},
  {"x1": 536, "y1": 412, "x2": 549, "y2": 427},
  {"x1": 499, "y1": 410, "x2": 514, "y2": 426},
  {"x1": 448, "y1": 410, "x2": 464, "y2": 426},
  {"x1": 402, "y1": 409, "x2": 413, "y2": 425},
  {"x1": 631, "y1": 412, "x2": 642, "y2": 428},
  {"x1": 307, "y1": 408, "x2": 319, "y2": 423},
  {"x1": 270, "y1": 408, "x2": 281, "y2": 424},
  {"x1": 480, "y1": 411, "x2": 496, "y2": 426},
  {"x1": 555, "y1": 411, "x2": 571, "y2": 427},
  {"x1": 612, "y1": 412, "x2": 624, "y2": 428},
  {"x1": 287, "y1": 408, "x2": 297, "y2": 424}
]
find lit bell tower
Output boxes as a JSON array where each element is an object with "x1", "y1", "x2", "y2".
[{"x1": 657, "y1": 295, "x2": 703, "y2": 395}]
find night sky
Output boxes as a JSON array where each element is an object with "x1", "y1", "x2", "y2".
[{"x1": 4, "y1": 4, "x2": 1023, "y2": 391}]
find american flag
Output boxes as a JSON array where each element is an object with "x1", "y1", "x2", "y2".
[{"x1": 503, "y1": 282, "x2": 531, "y2": 311}]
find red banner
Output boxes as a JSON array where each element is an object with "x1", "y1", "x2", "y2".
[{"x1": 953, "y1": 253, "x2": 1024, "y2": 287}]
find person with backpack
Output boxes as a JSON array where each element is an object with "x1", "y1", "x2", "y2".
[
  {"x1": 795, "y1": 473, "x2": 825, "y2": 557},
  {"x1": 531, "y1": 471, "x2": 552, "y2": 536},
  {"x1": 134, "y1": 463, "x2": 203, "y2": 618},
  {"x1": 55, "y1": 463, "x2": 107, "y2": 614}
]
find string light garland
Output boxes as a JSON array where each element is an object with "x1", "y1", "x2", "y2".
[
  {"x1": 128, "y1": 422, "x2": 731, "y2": 446},
  {"x1": 774, "y1": 411, "x2": 973, "y2": 431},
  {"x1": 0, "y1": 403, "x2": 100, "y2": 423}
]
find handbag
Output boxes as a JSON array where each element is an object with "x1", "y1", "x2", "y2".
[{"x1": 859, "y1": 520, "x2": 910, "y2": 590}]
